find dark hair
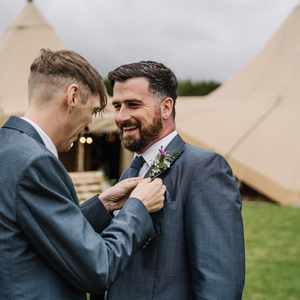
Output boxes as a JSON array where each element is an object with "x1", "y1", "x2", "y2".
[
  {"x1": 29, "y1": 48, "x2": 107, "y2": 109},
  {"x1": 108, "y1": 61, "x2": 177, "y2": 118}
]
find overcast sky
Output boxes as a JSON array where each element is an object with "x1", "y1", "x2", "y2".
[{"x1": 0, "y1": 0, "x2": 299, "y2": 81}]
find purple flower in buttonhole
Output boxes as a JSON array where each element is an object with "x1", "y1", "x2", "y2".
[
  {"x1": 149, "y1": 146, "x2": 180, "y2": 179},
  {"x1": 158, "y1": 146, "x2": 168, "y2": 158}
]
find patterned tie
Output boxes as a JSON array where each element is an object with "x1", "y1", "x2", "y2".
[{"x1": 126, "y1": 155, "x2": 145, "y2": 178}]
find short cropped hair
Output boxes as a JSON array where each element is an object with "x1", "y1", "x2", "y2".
[
  {"x1": 108, "y1": 61, "x2": 177, "y2": 118},
  {"x1": 29, "y1": 48, "x2": 107, "y2": 109}
]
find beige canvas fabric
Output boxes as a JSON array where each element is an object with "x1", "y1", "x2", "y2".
[
  {"x1": 0, "y1": 106, "x2": 5, "y2": 126},
  {"x1": 176, "y1": 5, "x2": 300, "y2": 205},
  {"x1": 0, "y1": 1, "x2": 65, "y2": 117}
]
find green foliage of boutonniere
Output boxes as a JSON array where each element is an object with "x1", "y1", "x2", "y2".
[{"x1": 149, "y1": 146, "x2": 180, "y2": 179}]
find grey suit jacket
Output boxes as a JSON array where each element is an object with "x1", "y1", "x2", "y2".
[
  {"x1": 105, "y1": 135, "x2": 245, "y2": 300},
  {"x1": 0, "y1": 116, "x2": 156, "y2": 300}
]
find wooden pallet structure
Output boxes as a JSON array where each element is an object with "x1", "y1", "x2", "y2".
[{"x1": 69, "y1": 171, "x2": 110, "y2": 203}]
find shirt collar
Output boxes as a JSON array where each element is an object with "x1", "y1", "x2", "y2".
[
  {"x1": 21, "y1": 117, "x2": 58, "y2": 158},
  {"x1": 137, "y1": 130, "x2": 178, "y2": 167}
]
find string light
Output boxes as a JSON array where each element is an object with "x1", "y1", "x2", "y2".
[
  {"x1": 79, "y1": 136, "x2": 93, "y2": 144},
  {"x1": 86, "y1": 137, "x2": 93, "y2": 144},
  {"x1": 79, "y1": 137, "x2": 86, "y2": 144}
]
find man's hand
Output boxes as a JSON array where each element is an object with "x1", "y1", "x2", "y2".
[
  {"x1": 99, "y1": 177, "x2": 141, "y2": 212},
  {"x1": 130, "y1": 178, "x2": 166, "y2": 213}
]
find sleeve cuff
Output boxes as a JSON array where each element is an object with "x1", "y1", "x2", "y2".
[{"x1": 81, "y1": 195, "x2": 112, "y2": 233}]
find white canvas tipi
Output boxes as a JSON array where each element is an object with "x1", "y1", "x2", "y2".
[
  {"x1": 0, "y1": 0, "x2": 65, "y2": 117},
  {"x1": 176, "y1": 5, "x2": 300, "y2": 205}
]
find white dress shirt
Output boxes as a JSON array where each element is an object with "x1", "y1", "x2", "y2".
[
  {"x1": 136, "y1": 130, "x2": 178, "y2": 177},
  {"x1": 22, "y1": 117, "x2": 58, "y2": 159}
]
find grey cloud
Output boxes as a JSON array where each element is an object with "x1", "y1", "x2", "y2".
[{"x1": 0, "y1": 0, "x2": 299, "y2": 81}]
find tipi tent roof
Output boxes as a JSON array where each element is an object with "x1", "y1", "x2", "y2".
[
  {"x1": 0, "y1": 1, "x2": 64, "y2": 116},
  {"x1": 176, "y1": 5, "x2": 300, "y2": 206}
]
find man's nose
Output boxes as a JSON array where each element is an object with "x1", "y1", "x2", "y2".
[{"x1": 115, "y1": 107, "x2": 130, "y2": 123}]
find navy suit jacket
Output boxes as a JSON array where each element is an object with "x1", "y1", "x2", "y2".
[
  {"x1": 105, "y1": 135, "x2": 245, "y2": 300},
  {"x1": 0, "y1": 117, "x2": 156, "y2": 300}
]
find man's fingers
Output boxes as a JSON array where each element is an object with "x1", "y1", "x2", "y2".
[
  {"x1": 148, "y1": 178, "x2": 163, "y2": 192},
  {"x1": 121, "y1": 177, "x2": 142, "y2": 183},
  {"x1": 119, "y1": 177, "x2": 143, "y2": 189},
  {"x1": 152, "y1": 178, "x2": 162, "y2": 184},
  {"x1": 142, "y1": 177, "x2": 151, "y2": 183},
  {"x1": 147, "y1": 178, "x2": 161, "y2": 187}
]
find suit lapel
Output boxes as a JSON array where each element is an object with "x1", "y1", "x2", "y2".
[
  {"x1": 144, "y1": 134, "x2": 185, "y2": 179},
  {"x1": 119, "y1": 167, "x2": 132, "y2": 181},
  {"x1": 146, "y1": 135, "x2": 185, "y2": 233},
  {"x1": 2, "y1": 116, "x2": 45, "y2": 146}
]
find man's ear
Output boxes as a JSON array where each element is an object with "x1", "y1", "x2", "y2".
[
  {"x1": 65, "y1": 83, "x2": 80, "y2": 112},
  {"x1": 161, "y1": 97, "x2": 174, "y2": 120}
]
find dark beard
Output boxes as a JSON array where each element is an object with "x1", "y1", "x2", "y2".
[{"x1": 120, "y1": 116, "x2": 163, "y2": 153}]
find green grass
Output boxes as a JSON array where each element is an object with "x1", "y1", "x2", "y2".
[{"x1": 243, "y1": 200, "x2": 300, "y2": 300}]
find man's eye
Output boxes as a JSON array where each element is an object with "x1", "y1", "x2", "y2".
[
  {"x1": 92, "y1": 108, "x2": 102, "y2": 117},
  {"x1": 128, "y1": 103, "x2": 139, "y2": 108},
  {"x1": 113, "y1": 105, "x2": 121, "y2": 111}
]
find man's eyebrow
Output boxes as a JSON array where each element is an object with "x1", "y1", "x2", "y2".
[{"x1": 112, "y1": 99, "x2": 141, "y2": 105}]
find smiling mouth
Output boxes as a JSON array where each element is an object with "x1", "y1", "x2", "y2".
[{"x1": 122, "y1": 126, "x2": 139, "y2": 133}]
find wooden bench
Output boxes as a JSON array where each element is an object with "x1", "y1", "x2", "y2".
[{"x1": 69, "y1": 171, "x2": 110, "y2": 203}]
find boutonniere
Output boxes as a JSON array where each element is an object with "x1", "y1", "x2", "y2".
[{"x1": 149, "y1": 146, "x2": 180, "y2": 179}]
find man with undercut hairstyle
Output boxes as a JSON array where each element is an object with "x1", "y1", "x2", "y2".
[
  {"x1": 0, "y1": 49, "x2": 166, "y2": 300},
  {"x1": 100, "y1": 61, "x2": 245, "y2": 300}
]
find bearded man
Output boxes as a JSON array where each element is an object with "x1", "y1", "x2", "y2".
[{"x1": 100, "y1": 61, "x2": 245, "y2": 300}]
